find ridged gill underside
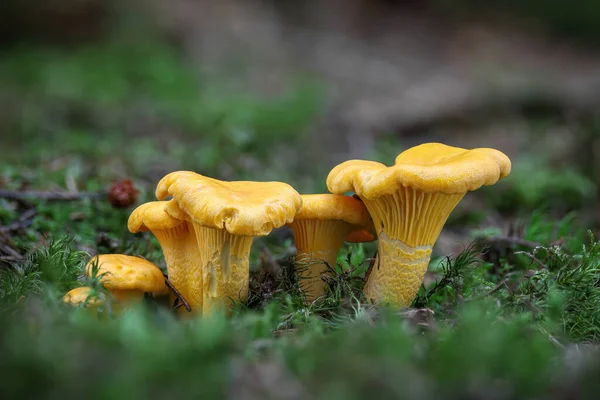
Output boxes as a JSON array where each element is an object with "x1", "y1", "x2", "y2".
[
  {"x1": 153, "y1": 222, "x2": 203, "y2": 314},
  {"x1": 362, "y1": 187, "x2": 464, "y2": 306},
  {"x1": 193, "y1": 225, "x2": 253, "y2": 314},
  {"x1": 289, "y1": 219, "x2": 353, "y2": 302},
  {"x1": 363, "y1": 232, "x2": 432, "y2": 305}
]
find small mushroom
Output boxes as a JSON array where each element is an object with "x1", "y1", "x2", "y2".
[
  {"x1": 287, "y1": 194, "x2": 374, "y2": 302},
  {"x1": 345, "y1": 229, "x2": 377, "y2": 244},
  {"x1": 85, "y1": 254, "x2": 168, "y2": 305},
  {"x1": 327, "y1": 143, "x2": 511, "y2": 306},
  {"x1": 128, "y1": 201, "x2": 202, "y2": 313},
  {"x1": 156, "y1": 171, "x2": 302, "y2": 313},
  {"x1": 63, "y1": 286, "x2": 104, "y2": 308}
]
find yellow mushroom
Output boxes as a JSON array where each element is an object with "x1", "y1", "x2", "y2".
[
  {"x1": 326, "y1": 143, "x2": 511, "y2": 307},
  {"x1": 63, "y1": 286, "x2": 104, "y2": 308},
  {"x1": 287, "y1": 194, "x2": 374, "y2": 302},
  {"x1": 156, "y1": 171, "x2": 302, "y2": 314},
  {"x1": 85, "y1": 254, "x2": 168, "y2": 304},
  {"x1": 128, "y1": 201, "x2": 202, "y2": 313}
]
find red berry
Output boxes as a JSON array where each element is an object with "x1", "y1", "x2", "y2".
[{"x1": 107, "y1": 179, "x2": 139, "y2": 208}]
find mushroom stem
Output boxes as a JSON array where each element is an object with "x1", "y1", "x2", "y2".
[
  {"x1": 288, "y1": 220, "x2": 352, "y2": 302},
  {"x1": 362, "y1": 187, "x2": 465, "y2": 306},
  {"x1": 109, "y1": 289, "x2": 146, "y2": 303},
  {"x1": 152, "y1": 221, "x2": 202, "y2": 313},
  {"x1": 192, "y1": 225, "x2": 254, "y2": 314}
]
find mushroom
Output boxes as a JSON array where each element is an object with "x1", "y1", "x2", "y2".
[
  {"x1": 128, "y1": 201, "x2": 202, "y2": 313},
  {"x1": 63, "y1": 286, "x2": 104, "y2": 308},
  {"x1": 287, "y1": 194, "x2": 374, "y2": 302},
  {"x1": 85, "y1": 254, "x2": 168, "y2": 304},
  {"x1": 326, "y1": 143, "x2": 511, "y2": 306},
  {"x1": 156, "y1": 171, "x2": 302, "y2": 313},
  {"x1": 345, "y1": 229, "x2": 377, "y2": 244}
]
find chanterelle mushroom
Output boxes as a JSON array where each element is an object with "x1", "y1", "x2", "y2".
[
  {"x1": 128, "y1": 201, "x2": 202, "y2": 313},
  {"x1": 156, "y1": 171, "x2": 302, "y2": 314},
  {"x1": 327, "y1": 143, "x2": 511, "y2": 306},
  {"x1": 85, "y1": 254, "x2": 168, "y2": 304},
  {"x1": 287, "y1": 194, "x2": 374, "y2": 302},
  {"x1": 63, "y1": 287, "x2": 104, "y2": 308}
]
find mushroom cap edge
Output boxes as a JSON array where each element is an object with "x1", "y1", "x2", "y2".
[
  {"x1": 156, "y1": 171, "x2": 303, "y2": 236},
  {"x1": 326, "y1": 143, "x2": 511, "y2": 198}
]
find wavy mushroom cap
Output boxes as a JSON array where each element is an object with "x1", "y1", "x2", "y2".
[
  {"x1": 164, "y1": 199, "x2": 190, "y2": 221},
  {"x1": 63, "y1": 287, "x2": 103, "y2": 307},
  {"x1": 293, "y1": 194, "x2": 371, "y2": 226},
  {"x1": 291, "y1": 194, "x2": 376, "y2": 243},
  {"x1": 327, "y1": 143, "x2": 512, "y2": 198},
  {"x1": 127, "y1": 201, "x2": 185, "y2": 233},
  {"x1": 85, "y1": 254, "x2": 167, "y2": 294},
  {"x1": 156, "y1": 171, "x2": 303, "y2": 236}
]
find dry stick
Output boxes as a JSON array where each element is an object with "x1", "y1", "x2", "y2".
[
  {"x1": 0, "y1": 189, "x2": 105, "y2": 202},
  {"x1": 0, "y1": 255, "x2": 24, "y2": 262},
  {"x1": 465, "y1": 278, "x2": 510, "y2": 303},
  {"x1": 363, "y1": 250, "x2": 378, "y2": 283},
  {"x1": 0, "y1": 230, "x2": 26, "y2": 261},
  {"x1": 0, "y1": 208, "x2": 37, "y2": 233},
  {"x1": 539, "y1": 326, "x2": 564, "y2": 349},
  {"x1": 515, "y1": 251, "x2": 549, "y2": 270},
  {"x1": 485, "y1": 278, "x2": 510, "y2": 296},
  {"x1": 163, "y1": 274, "x2": 192, "y2": 312},
  {"x1": 0, "y1": 241, "x2": 24, "y2": 260}
]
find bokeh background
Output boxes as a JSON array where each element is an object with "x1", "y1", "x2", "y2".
[
  {"x1": 2, "y1": 0, "x2": 600, "y2": 245},
  {"x1": 4, "y1": 2, "x2": 600, "y2": 398}
]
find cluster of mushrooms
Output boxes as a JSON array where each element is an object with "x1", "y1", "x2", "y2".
[{"x1": 64, "y1": 143, "x2": 511, "y2": 315}]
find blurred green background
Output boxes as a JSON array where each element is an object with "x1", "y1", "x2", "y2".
[{"x1": 2, "y1": 0, "x2": 599, "y2": 223}]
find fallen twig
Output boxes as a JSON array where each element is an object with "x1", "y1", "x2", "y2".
[
  {"x1": 163, "y1": 274, "x2": 191, "y2": 312},
  {"x1": 0, "y1": 230, "x2": 25, "y2": 262},
  {"x1": 0, "y1": 255, "x2": 25, "y2": 262},
  {"x1": 465, "y1": 277, "x2": 510, "y2": 303},
  {"x1": 485, "y1": 278, "x2": 510, "y2": 296},
  {"x1": 0, "y1": 208, "x2": 37, "y2": 232},
  {"x1": 0, "y1": 189, "x2": 105, "y2": 202},
  {"x1": 363, "y1": 250, "x2": 378, "y2": 283},
  {"x1": 515, "y1": 251, "x2": 549, "y2": 270},
  {"x1": 539, "y1": 326, "x2": 565, "y2": 349}
]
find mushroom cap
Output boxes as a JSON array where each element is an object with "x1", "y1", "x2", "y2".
[
  {"x1": 327, "y1": 143, "x2": 512, "y2": 198},
  {"x1": 293, "y1": 194, "x2": 372, "y2": 226},
  {"x1": 345, "y1": 229, "x2": 377, "y2": 243},
  {"x1": 85, "y1": 254, "x2": 167, "y2": 293},
  {"x1": 63, "y1": 287, "x2": 103, "y2": 307},
  {"x1": 156, "y1": 171, "x2": 303, "y2": 236},
  {"x1": 127, "y1": 201, "x2": 185, "y2": 233},
  {"x1": 164, "y1": 199, "x2": 190, "y2": 221}
]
